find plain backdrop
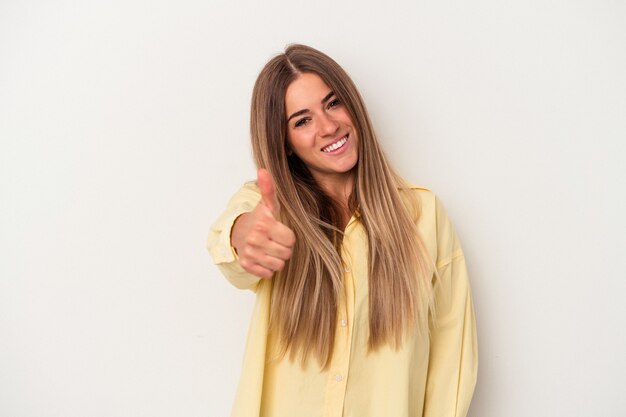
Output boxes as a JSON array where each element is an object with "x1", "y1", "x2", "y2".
[{"x1": 1, "y1": 1, "x2": 625, "y2": 416}]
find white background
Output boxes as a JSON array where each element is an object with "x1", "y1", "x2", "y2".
[{"x1": 1, "y1": 1, "x2": 625, "y2": 416}]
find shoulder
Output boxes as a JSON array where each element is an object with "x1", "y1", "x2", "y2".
[
  {"x1": 399, "y1": 181, "x2": 462, "y2": 263},
  {"x1": 398, "y1": 181, "x2": 438, "y2": 213},
  {"x1": 401, "y1": 182, "x2": 452, "y2": 227}
]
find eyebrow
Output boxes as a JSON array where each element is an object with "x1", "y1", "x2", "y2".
[{"x1": 286, "y1": 91, "x2": 335, "y2": 122}]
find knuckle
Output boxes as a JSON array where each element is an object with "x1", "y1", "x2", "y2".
[
  {"x1": 287, "y1": 231, "x2": 296, "y2": 247},
  {"x1": 242, "y1": 246, "x2": 255, "y2": 259},
  {"x1": 253, "y1": 222, "x2": 268, "y2": 234},
  {"x1": 246, "y1": 235, "x2": 259, "y2": 246},
  {"x1": 240, "y1": 258, "x2": 250, "y2": 270}
]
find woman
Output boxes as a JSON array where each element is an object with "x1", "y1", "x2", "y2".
[{"x1": 208, "y1": 44, "x2": 477, "y2": 417}]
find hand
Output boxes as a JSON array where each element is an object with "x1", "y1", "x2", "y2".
[{"x1": 231, "y1": 168, "x2": 296, "y2": 278}]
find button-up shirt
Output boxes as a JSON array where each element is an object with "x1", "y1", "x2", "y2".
[{"x1": 208, "y1": 181, "x2": 478, "y2": 417}]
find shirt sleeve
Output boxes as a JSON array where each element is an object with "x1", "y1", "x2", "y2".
[
  {"x1": 423, "y1": 195, "x2": 478, "y2": 417},
  {"x1": 207, "y1": 181, "x2": 264, "y2": 291}
]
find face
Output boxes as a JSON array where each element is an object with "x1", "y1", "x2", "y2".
[{"x1": 284, "y1": 72, "x2": 359, "y2": 189}]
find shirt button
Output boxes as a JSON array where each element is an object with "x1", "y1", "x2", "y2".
[
  {"x1": 334, "y1": 374, "x2": 343, "y2": 382},
  {"x1": 340, "y1": 319, "x2": 347, "y2": 327}
]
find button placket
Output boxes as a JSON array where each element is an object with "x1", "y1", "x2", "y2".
[{"x1": 322, "y1": 261, "x2": 354, "y2": 416}]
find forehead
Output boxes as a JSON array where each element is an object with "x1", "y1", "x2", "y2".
[{"x1": 284, "y1": 73, "x2": 332, "y2": 113}]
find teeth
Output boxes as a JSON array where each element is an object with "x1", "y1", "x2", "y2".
[{"x1": 322, "y1": 136, "x2": 348, "y2": 153}]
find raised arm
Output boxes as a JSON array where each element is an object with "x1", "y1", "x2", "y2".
[{"x1": 207, "y1": 169, "x2": 295, "y2": 291}]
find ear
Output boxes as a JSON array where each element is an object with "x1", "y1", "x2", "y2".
[{"x1": 286, "y1": 146, "x2": 293, "y2": 156}]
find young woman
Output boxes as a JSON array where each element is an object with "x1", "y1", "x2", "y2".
[{"x1": 208, "y1": 44, "x2": 477, "y2": 417}]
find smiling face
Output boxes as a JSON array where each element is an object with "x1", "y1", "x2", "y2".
[{"x1": 284, "y1": 72, "x2": 359, "y2": 190}]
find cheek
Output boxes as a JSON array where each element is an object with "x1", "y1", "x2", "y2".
[
  {"x1": 288, "y1": 131, "x2": 314, "y2": 151},
  {"x1": 286, "y1": 132, "x2": 298, "y2": 149},
  {"x1": 338, "y1": 110, "x2": 355, "y2": 126}
]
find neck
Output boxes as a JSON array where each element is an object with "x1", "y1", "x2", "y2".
[{"x1": 314, "y1": 172, "x2": 355, "y2": 228}]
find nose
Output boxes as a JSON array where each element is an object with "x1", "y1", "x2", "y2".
[{"x1": 318, "y1": 113, "x2": 339, "y2": 137}]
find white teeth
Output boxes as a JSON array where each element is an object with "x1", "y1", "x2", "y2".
[{"x1": 322, "y1": 136, "x2": 348, "y2": 153}]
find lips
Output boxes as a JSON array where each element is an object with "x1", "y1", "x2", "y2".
[{"x1": 321, "y1": 135, "x2": 348, "y2": 153}]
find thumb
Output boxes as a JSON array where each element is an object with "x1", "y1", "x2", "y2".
[{"x1": 257, "y1": 168, "x2": 280, "y2": 217}]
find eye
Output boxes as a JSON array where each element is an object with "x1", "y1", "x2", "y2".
[
  {"x1": 294, "y1": 117, "x2": 311, "y2": 128},
  {"x1": 327, "y1": 98, "x2": 341, "y2": 109}
]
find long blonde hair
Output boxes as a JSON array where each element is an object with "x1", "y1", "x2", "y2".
[{"x1": 250, "y1": 44, "x2": 434, "y2": 368}]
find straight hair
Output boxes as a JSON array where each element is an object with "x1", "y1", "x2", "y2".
[{"x1": 250, "y1": 44, "x2": 435, "y2": 368}]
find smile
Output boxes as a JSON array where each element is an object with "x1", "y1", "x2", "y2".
[{"x1": 321, "y1": 135, "x2": 348, "y2": 153}]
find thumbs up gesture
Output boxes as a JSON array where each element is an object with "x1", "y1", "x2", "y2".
[{"x1": 230, "y1": 169, "x2": 296, "y2": 278}]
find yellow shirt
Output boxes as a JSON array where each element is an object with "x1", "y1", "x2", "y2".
[{"x1": 207, "y1": 182, "x2": 478, "y2": 417}]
